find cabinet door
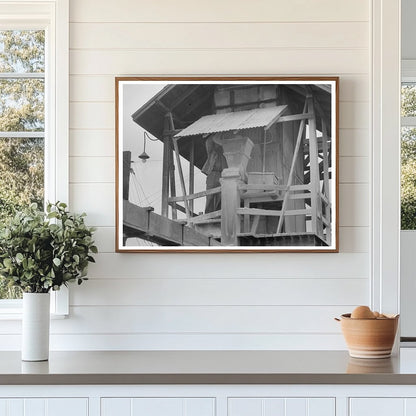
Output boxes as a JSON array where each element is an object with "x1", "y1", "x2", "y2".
[
  {"x1": 0, "y1": 398, "x2": 88, "y2": 416},
  {"x1": 101, "y1": 398, "x2": 215, "y2": 416},
  {"x1": 350, "y1": 398, "x2": 416, "y2": 416},
  {"x1": 228, "y1": 398, "x2": 335, "y2": 416}
]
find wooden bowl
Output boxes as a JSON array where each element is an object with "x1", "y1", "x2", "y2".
[{"x1": 337, "y1": 313, "x2": 399, "y2": 359}]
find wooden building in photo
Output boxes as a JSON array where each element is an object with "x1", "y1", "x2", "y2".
[{"x1": 123, "y1": 82, "x2": 334, "y2": 248}]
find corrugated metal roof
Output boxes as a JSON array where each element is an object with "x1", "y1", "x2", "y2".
[{"x1": 174, "y1": 105, "x2": 287, "y2": 138}]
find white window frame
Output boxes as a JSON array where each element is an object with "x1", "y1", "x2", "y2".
[
  {"x1": 371, "y1": 0, "x2": 401, "y2": 323},
  {"x1": 0, "y1": 0, "x2": 69, "y2": 317}
]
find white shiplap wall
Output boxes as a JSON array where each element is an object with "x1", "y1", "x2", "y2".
[{"x1": 54, "y1": 0, "x2": 371, "y2": 350}]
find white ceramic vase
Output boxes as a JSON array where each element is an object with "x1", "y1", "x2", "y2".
[{"x1": 22, "y1": 292, "x2": 50, "y2": 361}]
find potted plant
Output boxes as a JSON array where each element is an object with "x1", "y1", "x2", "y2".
[{"x1": 0, "y1": 202, "x2": 97, "y2": 361}]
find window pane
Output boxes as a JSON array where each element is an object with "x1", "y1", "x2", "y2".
[
  {"x1": 0, "y1": 78, "x2": 44, "y2": 132},
  {"x1": 0, "y1": 31, "x2": 45, "y2": 301},
  {"x1": 401, "y1": 127, "x2": 416, "y2": 230},
  {"x1": 0, "y1": 137, "x2": 44, "y2": 216},
  {"x1": 0, "y1": 137, "x2": 44, "y2": 300},
  {"x1": 0, "y1": 30, "x2": 45, "y2": 73}
]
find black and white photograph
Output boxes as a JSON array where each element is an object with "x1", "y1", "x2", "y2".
[{"x1": 116, "y1": 78, "x2": 339, "y2": 252}]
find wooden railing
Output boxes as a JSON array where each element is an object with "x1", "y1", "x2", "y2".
[{"x1": 167, "y1": 182, "x2": 331, "y2": 244}]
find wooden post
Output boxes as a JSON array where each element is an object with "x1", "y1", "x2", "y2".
[
  {"x1": 189, "y1": 140, "x2": 195, "y2": 215},
  {"x1": 321, "y1": 118, "x2": 331, "y2": 245},
  {"x1": 169, "y1": 140, "x2": 177, "y2": 220},
  {"x1": 220, "y1": 136, "x2": 254, "y2": 246},
  {"x1": 276, "y1": 102, "x2": 307, "y2": 234},
  {"x1": 220, "y1": 170, "x2": 242, "y2": 246},
  {"x1": 122, "y1": 151, "x2": 131, "y2": 201},
  {"x1": 307, "y1": 95, "x2": 322, "y2": 237},
  {"x1": 161, "y1": 115, "x2": 171, "y2": 217},
  {"x1": 172, "y1": 137, "x2": 191, "y2": 222}
]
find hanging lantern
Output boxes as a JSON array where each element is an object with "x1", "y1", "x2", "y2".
[{"x1": 139, "y1": 131, "x2": 150, "y2": 163}]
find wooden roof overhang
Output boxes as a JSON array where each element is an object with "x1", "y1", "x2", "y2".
[
  {"x1": 131, "y1": 84, "x2": 216, "y2": 170},
  {"x1": 131, "y1": 84, "x2": 332, "y2": 171}
]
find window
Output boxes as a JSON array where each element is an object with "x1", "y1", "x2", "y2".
[
  {"x1": 0, "y1": 0, "x2": 69, "y2": 314},
  {"x1": 0, "y1": 29, "x2": 45, "y2": 299},
  {"x1": 401, "y1": 66, "x2": 416, "y2": 230}
]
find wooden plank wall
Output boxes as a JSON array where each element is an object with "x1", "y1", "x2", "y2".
[{"x1": 0, "y1": 0, "x2": 372, "y2": 350}]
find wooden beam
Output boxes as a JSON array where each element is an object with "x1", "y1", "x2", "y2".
[
  {"x1": 122, "y1": 151, "x2": 131, "y2": 201},
  {"x1": 241, "y1": 191, "x2": 312, "y2": 201},
  {"x1": 168, "y1": 186, "x2": 221, "y2": 203},
  {"x1": 321, "y1": 117, "x2": 331, "y2": 245},
  {"x1": 161, "y1": 115, "x2": 171, "y2": 217},
  {"x1": 172, "y1": 137, "x2": 191, "y2": 222},
  {"x1": 315, "y1": 84, "x2": 332, "y2": 94},
  {"x1": 238, "y1": 207, "x2": 312, "y2": 217},
  {"x1": 168, "y1": 139, "x2": 177, "y2": 220},
  {"x1": 306, "y1": 94, "x2": 322, "y2": 237},
  {"x1": 168, "y1": 201, "x2": 198, "y2": 217},
  {"x1": 188, "y1": 210, "x2": 221, "y2": 224},
  {"x1": 276, "y1": 112, "x2": 313, "y2": 123},
  {"x1": 189, "y1": 140, "x2": 195, "y2": 214},
  {"x1": 239, "y1": 183, "x2": 310, "y2": 192},
  {"x1": 276, "y1": 100, "x2": 308, "y2": 234},
  {"x1": 285, "y1": 84, "x2": 309, "y2": 97}
]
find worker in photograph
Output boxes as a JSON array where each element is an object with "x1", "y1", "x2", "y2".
[{"x1": 201, "y1": 133, "x2": 227, "y2": 213}]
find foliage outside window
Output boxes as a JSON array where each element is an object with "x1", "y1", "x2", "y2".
[{"x1": 0, "y1": 30, "x2": 45, "y2": 299}]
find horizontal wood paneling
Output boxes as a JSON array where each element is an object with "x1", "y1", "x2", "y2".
[
  {"x1": 339, "y1": 227, "x2": 369, "y2": 253},
  {"x1": 93, "y1": 227, "x2": 115, "y2": 253},
  {"x1": 0, "y1": 333, "x2": 347, "y2": 351},
  {"x1": 339, "y1": 102, "x2": 369, "y2": 129},
  {"x1": 49, "y1": 305, "x2": 350, "y2": 334},
  {"x1": 70, "y1": 103, "x2": 114, "y2": 129},
  {"x1": 70, "y1": 49, "x2": 369, "y2": 76},
  {"x1": 70, "y1": 22, "x2": 368, "y2": 50},
  {"x1": 69, "y1": 0, "x2": 369, "y2": 23},
  {"x1": 69, "y1": 130, "x2": 115, "y2": 157},
  {"x1": 70, "y1": 278, "x2": 368, "y2": 306},
  {"x1": 339, "y1": 157, "x2": 369, "y2": 183},
  {"x1": 69, "y1": 74, "x2": 369, "y2": 103},
  {"x1": 0, "y1": 0, "x2": 371, "y2": 352},
  {"x1": 0, "y1": 306, "x2": 352, "y2": 335},
  {"x1": 86, "y1": 252, "x2": 369, "y2": 279},
  {"x1": 69, "y1": 183, "x2": 114, "y2": 226},
  {"x1": 70, "y1": 157, "x2": 114, "y2": 183},
  {"x1": 339, "y1": 129, "x2": 369, "y2": 157},
  {"x1": 339, "y1": 184, "x2": 369, "y2": 227}
]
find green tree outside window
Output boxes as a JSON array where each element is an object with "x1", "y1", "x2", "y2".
[{"x1": 0, "y1": 30, "x2": 45, "y2": 298}]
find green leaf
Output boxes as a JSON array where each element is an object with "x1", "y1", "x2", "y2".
[{"x1": 52, "y1": 258, "x2": 61, "y2": 267}]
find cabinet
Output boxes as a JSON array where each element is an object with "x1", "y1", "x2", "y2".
[
  {"x1": 228, "y1": 398, "x2": 335, "y2": 416},
  {"x1": 1, "y1": 385, "x2": 416, "y2": 416},
  {"x1": 0, "y1": 398, "x2": 88, "y2": 416},
  {"x1": 350, "y1": 398, "x2": 416, "y2": 416},
  {"x1": 101, "y1": 398, "x2": 215, "y2": 416}
]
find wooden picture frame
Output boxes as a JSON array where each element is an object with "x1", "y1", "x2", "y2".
[{"x1": 115, "y1": 77, "x2": 339, "y2": 253}]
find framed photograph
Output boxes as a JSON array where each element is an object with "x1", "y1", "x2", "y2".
[{"x1": 115, "y1": 77, "x2": 339, "y2": 252}]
